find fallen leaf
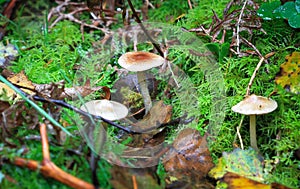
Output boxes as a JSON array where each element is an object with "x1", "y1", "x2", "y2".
[
  {"x1": 8, "y1": 71, "x2": 35, "y2": 93},
  {"x1": 275, "y1": 52, "x2": 300, "y2": 93},
  {"x1": 0, "y1": 82, "x2": 17, "y2": 101},
  {"x1": 1, "y1": 101, "x2": 39, "y2": 137},
  {"x1": 34, "y1": 79, "x2": 107, "y2": 100},
  {"x1": 0, "y1": 71, "x2": 35, "y2": 101},
  {"x1": 221, "y1": 172, "x2": 292, "y2": 189},
  {"x1": 221, "y1": 172, "x2": 270, "y2": 189},
  {"x1": 133, "y1": 100, "x2": 172, "y2": 132},
  {"x1": 163, "y1": 128, "x2": 214, "y2": 182},
  {"x1": 209, "y1": 148, "x2": 264, "y2": 182},
  {"x1": 2, "y1": 71, "x2": 107, "y2": 100}
]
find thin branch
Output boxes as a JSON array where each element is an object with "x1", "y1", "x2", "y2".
[
  {"x1": 240, "y1": 37, "x2": 266, "y2": 63},
  {"x1": 127, "y1": 0, "x2": 164, "y2": 57},
  {"x1": 12, "y1": 123, "x2": 95, "y2": 189},
  {"x1": 41, "y1": 124, "x2": 50, "y2": 161},
  {"x1": 187, "y1": 0, "x2": 193, "y2": 9},
  {"x1": 236, "y1": 0, "x2": 248, "y2": 55},
  {"x1": 132, "y1": 175, "x2": 138, "y2": 189},
  {"x1": 246, "y1": 57, "x2": 264, "y2": 96},
  {"x1": 233, "y1": 115, "x2": 244, "y2": 149}
]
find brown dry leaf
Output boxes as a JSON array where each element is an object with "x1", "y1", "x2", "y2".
[
  {"x1": 121, "y1": 100, "x2": 172, "y2": 149},
  {"x1": 1, "y1": 101, "x2": 39, "y2": 136},
  {"x1": 275, "y1": 52, "x2": 300, "y2": 94},
  {"x1": 221, "y1": 172, "x2": 292, "y2": 189},
  {"x1": 60, "y1": 80, "x2": 108, "y2": 100},
  {"x1": 163, "y1": 128, "x2": 214, "y2": 183},
  {"x1": 1, "y1": 71, "x2": 107, "y2": 101},
  {"x1": 7, "y1": 71, "x2": 35, "y2": 94},
  {"x1": 134, "y1": 100, "x2": 172, "y2": 131},
  {"x1": 34, "y1": 79, "x2": 107, "y2": 100}
]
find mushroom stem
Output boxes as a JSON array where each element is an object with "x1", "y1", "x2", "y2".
[
  {"x1": 249, "y1": 115, "x2": 259, "y2": 151},
  {"x1": 137, "y1": 71, "x2": 152, "y2": 114}
]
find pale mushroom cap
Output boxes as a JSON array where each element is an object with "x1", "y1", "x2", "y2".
[
  {"x1": 80, "y1": 99, "x2": 128, "y2": 121},
  {"x1": 232, "y1": 94, "x2": 278, "y2": 115},
  {"x1": 118, "y1": 51, "x2": 165, "y2": 72}
]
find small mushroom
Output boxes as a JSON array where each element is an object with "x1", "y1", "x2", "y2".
[
  {"x1": 118, "y1": 51, "x2": 164, "y2": 114},
  {"x1": 80, "y1": 99, "x2": 128, "y2": 121},
  {"x1": 231, "y1": 94, "x2": 278, "y2": 151}
]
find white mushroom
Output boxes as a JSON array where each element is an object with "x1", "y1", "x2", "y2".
[
  {"x1": 80, "y1": 99, "x2": 128, "y2": 121},
  {"x1": 232, "y1": 94, "x2": 278, "y2": 151},
  {"x1": 118, "y1": 51, "x2": 164, "y2": 114}
]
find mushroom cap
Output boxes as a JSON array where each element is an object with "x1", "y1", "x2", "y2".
[
  {"x1": 80, "y1": 99, "x2": 128, "y2": 121},
  {"x1": 232, "y1": 94, "x2": 278, "y2": 115},
  {"x1": 118, "y1": 51, "x2": 165, "y2": 72}
]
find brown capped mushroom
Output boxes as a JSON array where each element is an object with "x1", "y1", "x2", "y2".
[
  {"x1": 231, "y1": 94, "x2": 278, "y2": 151},
  {"x1": 118, "y1": 51, "x2": 164, "y2": 114},
  {"x1": 80, "y1": 99, "x2": 128, "y2": 121}
]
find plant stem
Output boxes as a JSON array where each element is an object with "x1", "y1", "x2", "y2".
[
  {"x1": 137, "y1": 71, "x2": 152, "y2": 114},
  {"x1": 249, "y1": 115, "x2": 258, "y2": 151}
]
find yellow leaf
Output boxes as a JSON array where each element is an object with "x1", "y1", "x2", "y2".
[
  {"x1": 0, "y1": 71, "x2": 35, "y2": 101},
  {"x1": 275, "y1": 52, "x2": 300, "y2": 93},
  {"x1": 221, "y1": 172, "x2": 292, "y2": 189},
  {"x1": 222, "y1": 172, "x2": 271, "y2": 189},
  {"x1": 0, "y1": 82, "x2": 17, "y2": 100},
  {"x1": 8, "y1": 71, "x2": 35, "y2": 91}
]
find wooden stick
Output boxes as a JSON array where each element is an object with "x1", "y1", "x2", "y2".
[
  {"x1": 246, "y1": 57, "x2": 264, "y2": 96},
  {"x1": 132, "y1": 175, "x2": 138, "y2": 189},
  {"x1": 236, "y1": 0, "x2": 248, "y2": 55},
  {"x1": 188, "y1": 0, "x2": 193, "y2": 9},
  {"x1": 127, "y1": 0, "x2": 164, "y2": 56},
  {"x1": 12, "y1": 123, "x2": 95, "y2": 189},
  {"x1": 233, "y1": 115, "x2": 244, "y2": 149}
]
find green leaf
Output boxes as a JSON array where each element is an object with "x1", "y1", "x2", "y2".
[
  {"x1": 208, "y1": 148, "x2": 264, "y2": 182},
  {"x1": 257, "y1": 1, "x2": 282, "y2": 20},
  {"x1": 288, "y1": 14, "x2": 300, "y2": 28},
  {"x1": 274, "y1": 2, "x2": 298, "y2": 19},
  {"x1": 206, "y1": 43, "x2": 220, "y2": 58},
  {"x1": 296, "y1": 0, "x2": 300, "y2": 13},
  {"x1": 220, "y1": 42, "x2": 230, "y2": 63}
]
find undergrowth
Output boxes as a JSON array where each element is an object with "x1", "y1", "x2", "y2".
[{"x1": 0, "y1": 0, "x2": 299, "y2": 188}]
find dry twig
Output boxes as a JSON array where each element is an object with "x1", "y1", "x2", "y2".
[
  {"x1": 47, "y1": 0, "x2": 111, "y2": 40},
  {"x1": 189, "y1": 0, "x2": 265, "y2": 59},
  {"x1": 236, "y1": 0, "x2": 248, "y2": 55},
  {"x1": 246, "y1": 57, "x2": 264, "y2": 96},
  {"x1": 12, "y1": 123, "x2": 94, "y2": 189}
]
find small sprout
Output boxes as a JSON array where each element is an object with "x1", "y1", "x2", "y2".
[{"x1": 232, "y1": 94, "x2": 278, "y2": 151}]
